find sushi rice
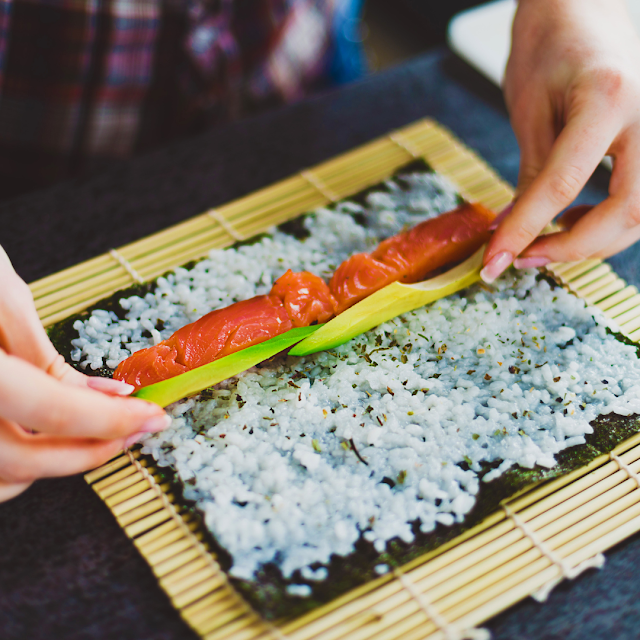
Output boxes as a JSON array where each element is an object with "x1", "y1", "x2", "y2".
[{"x1": 70, "y1": 172, "x2": 640, "y2": 590}]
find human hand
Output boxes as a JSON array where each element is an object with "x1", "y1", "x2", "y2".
[
  {"x1": 0, "y1": 246, "x2": 170, "y2": 502},
  {"x1": 481, "y1": 0, "x2": 640, "y2": 282}
]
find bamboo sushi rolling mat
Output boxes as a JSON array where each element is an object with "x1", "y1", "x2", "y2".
[{"x1": 29, "y1": 118, "x2": 640, "y2": 640}]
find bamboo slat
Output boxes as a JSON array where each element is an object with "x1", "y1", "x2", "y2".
[
  {"x1": 31, "y1": 120, "x2": 515, "y2": 326},
  {"x1": 66, "y1": 118, "x2": 640, "y2": 638}
]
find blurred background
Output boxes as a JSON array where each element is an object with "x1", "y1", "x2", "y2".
[
  {"x1": 9, "y1": 0, "x2": 640, "y2": 201},
  {"x1": 0, "y1": 0, "x2": 489, "y2": 202},
  {"x1": 361, "y1": 0, "x2": 485, "y2": 71}
]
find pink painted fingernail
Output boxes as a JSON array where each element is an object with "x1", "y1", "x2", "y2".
[
  {"x1": 87, "y1": 377, "x2": 135, "y2": 396},
  {"x1": 513, "y1": 256, "x2": 550, "y2": 269},
  {"x1": 489, "y1": 202, "x2": 515, "y2": 230},
  {"x1": 480, "y1": 251, "x2": 513, "y2": 284},
  {"x1": 139, "y1": 413, "x2": 172, "y2": 433}
]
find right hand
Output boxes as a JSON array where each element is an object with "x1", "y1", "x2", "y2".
[
  {"x1": 482, "y1": 0, "x2": 640, "y2": 281},
  {"x1": 0, "y1": 245, "x2": 170, "y2": 502}
]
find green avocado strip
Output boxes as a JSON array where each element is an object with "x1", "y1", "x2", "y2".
[
  {"x1": 135, "y1": 247, "x2": 485, "y2": 406},
  {"x1": 133, "y1": 325, "x2": 322, "y2": 407},
  {"x1": 290, "y1": 245, "x2": 485, "y2": 356}
]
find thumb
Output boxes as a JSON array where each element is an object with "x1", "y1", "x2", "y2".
[
  {"x1": 0, "y1": 248, "x2": 134, "y2": 397},
  {"x1": 0, "y1": 261, "x2": 59, "y2": 370}
]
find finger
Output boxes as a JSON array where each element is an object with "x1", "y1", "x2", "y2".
[
  {"x1": 0, "y1": 264, "x2": 135, "y2": 396},
  {"x1": 597, "y1": 221, "x2": 640, "y2": 258},
  {"x1": 85, "y1": 376, "x2": 135, "y2": 396},
  {"x1": 510, "y1": 92, "x2": 556, "y2": 196},
  {"x1": 0, "y1": 478, "x2": 32, "y2": 502},
  {"x1": 512, "y1": 204, "x2": 594, "y2": 268},
  {"x1": 515, "y1": 130, "x2": 640, "y2": 264},
  {"x1": 0, "y1": 262, "x2": 60, "y2": 370},
  {"x1": 482, "y1": 99, "x2": 553, "y2": 277},
  {"x1": 591, "y1": 134, "x2": 640, "y2": 257},
  {"x1": 46, "y1": 353, "x2": 92, "y2": 387},
  {"x1": 0, "y1": 350, "x2": 170, "y2": 439},
  {"x1": 46, "y1": 354, "x2": 134, "y2": 396},
  {"x1": 0, "y1": 420, "x2": 126, "y2": 484},
  {"x1": 519, "y1": 199, "x2": 640, "y2": 264},
  {"x1": 480, "y1": 94, "x2": 553, "y2": 282},
  {"x1": 513, "y1": 197, "x2": 621, "y2": 264},
  {"x1": 516, "y1": 194, "x2": 638, "y2": 264},
  {"x1": 483, "y1": 102, "x2": 620, "y2": 281}
]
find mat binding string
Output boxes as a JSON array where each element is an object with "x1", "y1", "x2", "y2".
[
  {"x1": 109, "y1": 248, "x2": 144, "y2": 284},
  {"x1": 207, "y1": 209, "x2": 246, "y2": 242},
  {"x1": 124, "y1": 449, "x2": 223, "y2": 578},
  {"x1": 392, "y1": 568, "x2": 489, "y2": 640},
  {"x1": 389, "y1": 133, "x2": 420, "y2": 159},
  {"x1": 610, "y1": 451, "x2": 640, "y2": 488},
  {"x1": 502, "y1": 502, "x2": 606, "y2": 602},
  {"x1": 300, "y1": 170, "x2": 341, "y2": 203},
  {"x1": 124, "y1": 449, "x2": 286, "y2": 640}
]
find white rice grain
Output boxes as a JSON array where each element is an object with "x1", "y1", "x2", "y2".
[{"x1": 70, "y1": 171, "x2": 640, "y2": 589}]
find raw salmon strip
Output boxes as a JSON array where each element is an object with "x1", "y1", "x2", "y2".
[
  {"x1": 329, "y1": 253, "x2": 407, "y2": 314},
  {"x1": 114, "y1": 295, "x2": 292, "y2": 390},
  {"x1": 270, "y1": 270, "x2": 338, "y2": 327},
  {"x1": 330, "y1": 202, "x2": 494, "y2": 312},
  {"x1": 114, "y1": 343, "x2": 188, "y2": 391},
  {"x1": 114, "y1": 202, "x2": 493, "y2": 390},
  {"x1": 372, "y1": 202, "x2": 495, "y2": 283}
]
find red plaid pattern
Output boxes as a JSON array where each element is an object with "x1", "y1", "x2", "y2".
[{"x1": 0, "y1": 0, "x2": 340, "y2": 195}]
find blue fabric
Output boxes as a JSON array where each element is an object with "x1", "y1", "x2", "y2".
[{"x1": 329, "y1": 0, "x2": 367, "y2": 84}]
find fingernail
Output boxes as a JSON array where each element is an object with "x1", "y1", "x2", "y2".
[
  {"x1": 513, "y1": 256, "x2": 550, "y2": 269},
  {"x1": 87, "y1": 376, "x2": 135, "y2": 396},
  {"x1": 139, "y1": 413, "x2": 172, "y2": 433},
  {"x1": 124, "y1": 432, "x2": 145, "y2": 449},
  {"x1": 489, "y1": 202, "x2": 515, "y2": 231},
  {"x1": 480, "y1": 251, "x2": 513, "y2": 284}
]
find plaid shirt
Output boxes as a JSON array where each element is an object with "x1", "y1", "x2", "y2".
[{"x1": 0, "y1": 0, "x2": 360, "y2": 195}]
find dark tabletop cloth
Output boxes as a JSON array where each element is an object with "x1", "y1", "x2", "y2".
[{"x1": 0, "y1": 47, "x2": 638, "y2": 640}]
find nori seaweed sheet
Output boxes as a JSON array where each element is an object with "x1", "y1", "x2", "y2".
[
  {"x1": 47, "y1": 158, "x2": 434, "y2": 378},
  {"x1": 139, "y1": 413, "x2": 640, "y2": 621},
  {"x1": 47, "y1": 162, "x2": 640, "y2": 620}
]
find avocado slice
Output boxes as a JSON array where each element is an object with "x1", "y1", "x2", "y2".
[
  {"x1": 289, "y1": 246, "x2": 485, "y2": 356},
  {"x1": 133, "y1": 324, "x2": 322, "y2": 407},
  {"x1": 132, "y1": 246, "x2": 484, "y2": 405}
]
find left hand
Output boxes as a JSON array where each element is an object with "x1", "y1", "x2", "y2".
[
  {"x1": 481, "y1": 0, "x2": 640, "y2": 282},
  {"x1": 0, "y1": 246, "x2": 170, "y2": 502}
]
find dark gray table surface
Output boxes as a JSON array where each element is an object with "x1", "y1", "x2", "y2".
[{"x1": 1, "y1": 47, "x2": 638, "y2": 640}]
